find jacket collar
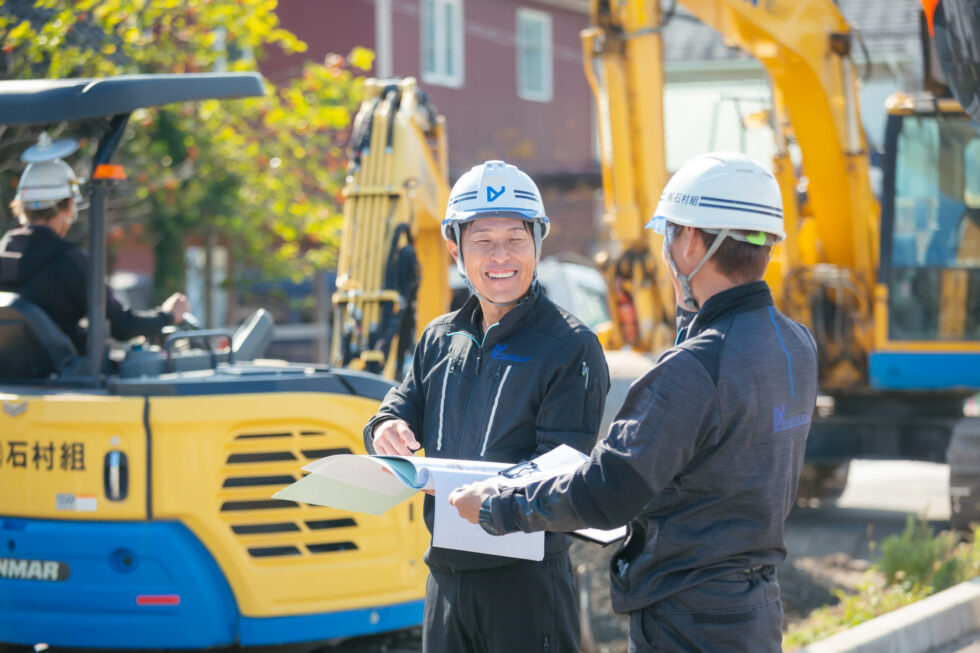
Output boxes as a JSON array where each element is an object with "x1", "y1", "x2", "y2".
[
  {"x1": 22, "y1": 224, "x2": 60, "y2": 239},
  {"x1": 2, "y1": 223, "x2": 61, "y2": 245},
  {"x1": 678, "y1": 280, "x2": 774, "y2": 344},
  {"x1": 0, "y1": 224, "x2": 70, "y2": 285},
  {"x1": 449, "y1": 282, "x2": 543, "y2": 349}
]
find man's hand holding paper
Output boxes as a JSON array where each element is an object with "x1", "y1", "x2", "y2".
[{"x1": 449, "y1": 478, "x2": 499, "y2": 524}]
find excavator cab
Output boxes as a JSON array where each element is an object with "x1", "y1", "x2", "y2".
[
  {"x1": 876, "y1": 98, "x2": 980, "y2": 389},
  {"x1": 0, "y1": 76, "x2": 281, "y2": 381}
]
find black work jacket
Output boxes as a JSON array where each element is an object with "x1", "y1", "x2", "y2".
[
  {"x1": 488, "y1": 281, "x2": 819, "y2": 611},
  {"x1": 0, "y1": 225, "x2": 173, "y2": 353},
  {"x1": 364, "y1": 284, "x2": 610, "y2": 572}
]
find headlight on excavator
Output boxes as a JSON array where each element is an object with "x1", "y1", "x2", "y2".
[{"x1": 103, "y1": 450, "x2": 129, "y2": 501}]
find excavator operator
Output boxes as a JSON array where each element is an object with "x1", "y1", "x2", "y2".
[{"x1": 0, "y1": 136, "x2": 189, "y2": 356}]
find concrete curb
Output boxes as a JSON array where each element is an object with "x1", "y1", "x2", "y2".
[{"x1": 800, "y1": 577, "x2": 980, "y2": 653}]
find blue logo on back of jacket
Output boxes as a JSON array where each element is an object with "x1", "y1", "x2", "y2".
[
  {"x1": 773, "y1": 404, "x2": 810, "y2": 433},
  {"x1": 492, "y1": 343, "x2": 530, "y2": 362}
]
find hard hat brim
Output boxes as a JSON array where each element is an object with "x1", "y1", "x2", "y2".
[
  {"x1": 645, "y1": 215, "x2": 668, "y2": 235},
  {"x1": 451, "y1": 208, "x2": 544, "y2": 223},
  {"x1": 442, "y1": 208, "x2": 551, "y2": 240},
  {"x1": 21, "y1": 138, "x2": 80, "y2": 163},
  {"x1": 645, "y1": 211, "x2": 786, "y2": 242}
]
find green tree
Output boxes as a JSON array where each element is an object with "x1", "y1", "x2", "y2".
[{"x1": 1, "y1": 0, "x2": 372, "y2": 305}]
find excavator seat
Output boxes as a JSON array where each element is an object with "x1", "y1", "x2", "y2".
[{"x1": 0, "y1": 291, "x2": 78, "y2": 378}]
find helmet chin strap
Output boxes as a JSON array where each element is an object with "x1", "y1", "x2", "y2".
[
  {"x1": 453, "y1": 221, "x2": 542, "y2": 308},
  {"x1": 463, "y1": 276, "x2": 525, "y2": 307},
  {"x1": 663, "y1": 228, "x2": 731, "y2": 312},
  {"x1": 462, "y1": 276, "x2": 538, "y2": 307}
]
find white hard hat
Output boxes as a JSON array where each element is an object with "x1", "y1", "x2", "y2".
[
  {"x1": 15, "y1": 159, "x2": 84, "y2": 210},
  {"x1": 22, "y1": 133, "x2": 80, "y2": 163},
  {"x1": 646, "y1": 151, "x2": 785, "y2": 243},
  {"x1": 442, "y1": 160, "x2": 550, "y2": 241}
]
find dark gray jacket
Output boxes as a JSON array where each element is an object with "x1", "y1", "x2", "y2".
[
  {"x1": 486, "y1": 281, "x2": 818, "y2": 612},
  {"x1": 0, "y1": 225, "x2": 174, "y2": 353},
  {"x1": 363, "y1": 284, "x2": 610, "y2": 572}
]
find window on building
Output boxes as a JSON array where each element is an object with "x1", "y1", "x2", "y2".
[
  {"x1": 213, "y1": 26, "x2": 254, "y2": 72},
  {"x1": 516, "y1": 8, "x2": 552, "y2": 102},
  {"x1": 421, "y1": 0, "x2": 464, "y2": 88}
]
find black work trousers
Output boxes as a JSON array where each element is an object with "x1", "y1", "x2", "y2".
[
  {"x1": 627, "y1": 566, "x2": 783, "y2": 652},
  {"x1": 422, "y1": 552, "x2": 580, "y2": 653}
]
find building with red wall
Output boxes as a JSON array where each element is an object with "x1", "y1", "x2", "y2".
[{"x1": 265, "y1": 0, "x2": 600, "y2": 258}]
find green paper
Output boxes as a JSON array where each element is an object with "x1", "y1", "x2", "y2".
[{"x1": 273, "y1": 472, "x2": 417, "y2": 515}]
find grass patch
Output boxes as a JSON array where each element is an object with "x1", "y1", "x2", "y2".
[{"x1": 784, "y1": 517, "x2": 980, "y2": 651}]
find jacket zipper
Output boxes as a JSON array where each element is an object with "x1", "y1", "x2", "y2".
[
  {"x1": 446, "y1": 322, "x2": 499, "y2": 458},
  {"x1": 581, "y1": 361, "x2": 589, "y2": 389},
  {"x1": 436, "y1": 359, "x2": 454, "y2": 451},
  {"x1": 480, "y1": 365, "x2": 511, "y2": 456},
  {"x1": 456, "y1": 378, "x2": 479, "y2": 458}
]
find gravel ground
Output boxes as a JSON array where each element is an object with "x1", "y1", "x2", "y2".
[{"x1": 569, "y1": 540, "x2": 629, "y2": 652}]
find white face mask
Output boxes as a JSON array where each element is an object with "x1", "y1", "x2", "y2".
[{"x1": 662, "y1": 223, "x2": 733, "y2": 312}]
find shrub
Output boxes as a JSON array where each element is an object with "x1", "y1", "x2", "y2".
[{"x1": 783, "y1": 518, "x2": 980, "y2": 651}]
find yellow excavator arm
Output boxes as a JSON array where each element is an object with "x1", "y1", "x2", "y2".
[
  {"x1": 331, "y1": 78, "x2": 450, "y2": 380},
  {"x1": 583, "y1": 0, "x2": 674, "y2": 352},
  {"x1": 585, "y1": 0, "x2": 881, "y2": 386}
]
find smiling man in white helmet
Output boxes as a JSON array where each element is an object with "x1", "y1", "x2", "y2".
[
  {"x1": 362, "y1": 160, "x2": 609, "y2": 652},
  {"x1": 451, "y1": 152, "x2": 818, "y2": 652},
  {"x1": 0, "y1": 136, "x2": 189, "y2": 357}
]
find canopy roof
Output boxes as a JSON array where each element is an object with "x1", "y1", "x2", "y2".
[{"x1": 0, "y1": 72, "x2": 265, "y2": 125}]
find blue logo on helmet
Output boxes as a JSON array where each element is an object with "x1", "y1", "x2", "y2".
[{"x1": 487, "y1": 186, "x2": 505, "y2": 202}]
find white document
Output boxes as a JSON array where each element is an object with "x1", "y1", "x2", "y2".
[
  {"x1": 573, "y1": 526, "x2": 628, "y2": 545},
  {"x1": 431, "y1": 469, "x2": 544, "y2": 561},
  {"x1": 273, "y1": 444, "x2": 625, "y2": 556},
  {"x1": 495, "y1": 445, "x2": 627, "y2": 545},
  {"x1": 301, "y1": 453, "x2": 509, "y2": 493},
  {"x1": 496, "y1": 443, "x2": 595, "y2": 488},
  {"x1": 274, "y1": 453, "x2": 511, "y2": 516}
]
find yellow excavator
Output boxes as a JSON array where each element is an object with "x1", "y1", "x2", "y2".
[
  {"x1": 0, "y1": 73, "x2": 429, "y2": 648},
  {"x1": 330, "y1": 78, "x2": 451, "y2": 381},
  {"x1": 583, "y1": 0, "x2": 980, "y2": 515}
]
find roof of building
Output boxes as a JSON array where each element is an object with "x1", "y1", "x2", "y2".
[{"x1": 662, "y1": 0, "x2": 922, "y2": 65}]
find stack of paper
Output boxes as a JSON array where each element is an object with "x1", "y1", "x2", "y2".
[{"x1": 273, "y1": 444, "x2": 626, "y2": 561}]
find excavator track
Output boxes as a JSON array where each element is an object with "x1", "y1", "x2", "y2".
[{"x1": 947, "y1": 417, "x2": 980, "y2": 531}]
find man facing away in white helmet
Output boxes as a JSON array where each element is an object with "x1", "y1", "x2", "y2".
[
  {"x1": 0, "y1": 136, "x2": 189, "y2": 358},
  {"x1": 362, "y1": 160, "x2": 610, "y2": 652},
  {"x1": 451, "y1": 152, "x2": 819, "y2": 652}
]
